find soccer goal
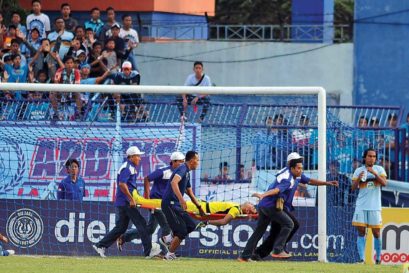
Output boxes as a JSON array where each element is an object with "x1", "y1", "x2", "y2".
[{"x1": 0, "y1": 83, "x2": 330, "y2": 262}]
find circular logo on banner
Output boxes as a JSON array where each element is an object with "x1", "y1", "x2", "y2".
[
  {"x1": 0, "y1": 138, "x2": 25, "y2": 194},
  {"x1": 6, "y1": 209, "x2": 44, "y2": 248}
]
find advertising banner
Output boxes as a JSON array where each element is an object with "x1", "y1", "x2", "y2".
[
  {"x1": 0, "y1": 199, "x2": 348, "y2": 261},
  {"x1": 0, "y1": 122, "x2": 200, "y2": 201},
  {"x1": 365, "y1": 208, "x2": 409, "y2": 265}
]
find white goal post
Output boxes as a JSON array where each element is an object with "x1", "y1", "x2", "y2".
[{"x1": 0, "y1": 83, "x2": 328, "y2": 262}]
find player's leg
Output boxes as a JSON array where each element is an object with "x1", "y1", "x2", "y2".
[
  {"x1": 254, "y1": 220, "x2": 280, "y2": 259},
  {"x1": 352, "y1": 209, "x2": 367, "y2": 262},
  {"x1": 369, "y1": 210, "x2": 383, "y2": 264},
  {"x1": 162, "y1": 205, "x2": 186, "y2": 259},
  {"x1": 240, "y1": 208, "x2": 271, "y2": 260},
  {"x1": 94, "y1": 206, "x2": 130, "y2": 257},
  {"x1": 154, "y1": 210, "x2": 173, "y2": 247},
  {"x1": 270, "y1": 210, "x2": 294, "y2": 257},
  {"x1": 285, "y1": 210, "x2": 299, "y2": 244},
  {"x1": 126, "y1": 206, "x2": 157, "y2": 257},
  {"x1": 197, "y1": 96, "x2": 210, "y2": 121}
]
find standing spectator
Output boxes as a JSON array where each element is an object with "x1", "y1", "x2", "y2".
[
  {"x1": 351, "y1": 148, "x2": 387, "y2": 264},
  {"x1": 3, "y1": 25, "x2": 18, "y2": 50},
  {"x1": 98, "y1": 7, "x2": 118, "y2": 43},
  {"x1": 117, "y1": 151, "x2": 186, "y2": 252},
  {"x1": 11, "y1": 11, "x2": 27, "y2": 37},
  {"x1": 119, "y1": 14, "x2": 139, "y2": 70},
  {"x1": 60, "y1": 3, "x2": 78, "y2": 32},
  {"x1": 17, "y1": 28, "x2": 42, "y2": 59},
  {"x1": 0, "y1": 13, "x2": 6, "y2": 48},
  {"x1": 101, "y1": 38, "x2": 118, "y2": 71},
  {"x1": 52, "y1": 56, "x2": 82, "y2": 120},
  {"x1": 0, "y1": 54, "x2": 29, "y2": 100},
  {"x1": 57, "y1": 159, "x2": 85, "y2": 201},
  {"x1": 110, "y1": 23, "x2": 127, "y2": 64},
  {"x1": 358, "y1": 116, "x2": 368, "y2": 128},
  {"x1": 214, "y1": 162, "x2": 231, "y2": 183},
  {"x1": 384, "y1": 113, "x2": 398, "y2": 165},
  {"x1": 400, "y1": 113, "x2": 409, "y2": 135},
  {"x1": 0, "y1": 233, "x2": 15, "y2": 256},
  {"x1": 47, "y1": 17, "x2": 74, "y2": 60},
  {"x1": 177, "y1": 61, "x2": 212, "y2": 122},
  {"x1": 239, "y1": 164, "x2": 251, "y2": 181},
  {"x1": 92, "y1": 146, "x2": 161, "y2": 258},
  {"x1": 74, "y1": 26, "x2": 86, "y2": 46},
  {"x1": 161, "y1": 151, "x2": 205, "y2": 260},
  {"x1": 3, "y1": 39, "x2": 27, "y2": 66},
  {"x1": 80, "y1": 63, "x2": 110, "y2": 104},
  {"x1": 76, "y1": 50, "x2": 88, "y2": 67},
  {"x1": 84, "y1": 7, "x2": 104, "y2": 37},
  {"x1": 88, "y1": 41, "x2": 105, "y2": 77},
  {"x1": 108, "y1": 61, "x2": 142, "y2": 120},
  {"x1": 66, "y1": 38, "x2": 85, "y2": 59},
  {"x1": 292, "y1": 115, "x2": 313, "y2": 168},
  {"x1": 369, "y1": 116, "x2": 380, "y2": 128},
  {"x1": 327, "y1": 160, "x2": 353, "y2": 206},
  {"x1": 28, "y1": 38, "x2": 59, "y2": 80},
  {"x1": 26, "y1": 0, "x2": 51, "y2": 39}
]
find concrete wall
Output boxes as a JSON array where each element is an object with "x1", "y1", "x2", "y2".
[{"x1": 137, "y1": 41, "x2": 354, "y2": 105}]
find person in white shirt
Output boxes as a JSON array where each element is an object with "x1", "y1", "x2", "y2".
[
  {"x1": 119, "y1": 14, "x2": 139, "y2": 70},
  {"x1": 177, "y1": 61, "x2": 212, "y2": 123},
  {"x1": 26, "y1": 0, "x2": 51, "y2": 39}
]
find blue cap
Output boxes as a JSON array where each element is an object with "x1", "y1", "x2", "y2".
[{"x1": 80, "y1": 63, "x2": 91, "y2": 69}]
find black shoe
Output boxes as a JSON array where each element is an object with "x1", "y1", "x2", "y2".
[
  {"x1": 375, "y1": 260, "x2": 381, "y2": 265},
  {"x1": 250, "y1": 254, "x2": 262, "y2": 261}
]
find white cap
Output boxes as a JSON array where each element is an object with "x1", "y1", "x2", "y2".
[
  {"x1": 287, "y1": 152, "x2": 303, "y2": 162},
  {"x1": 170, "y1": 151, "x2": 185, "y2": 161},
  {"x1": 76, "y1": 49, "x2": 86, "y2": 57},
  {"x1": 122, "y1": 61, "x2": 132, "y2": 69},
  {"x1": 126, "y1": 146, "x2": 144, "y2": 156}
]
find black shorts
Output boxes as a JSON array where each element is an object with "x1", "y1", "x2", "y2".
[{"x1": 162, "y1": 203, "x2": 196, "y2": 240}]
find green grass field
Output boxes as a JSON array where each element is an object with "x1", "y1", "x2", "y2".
[{"x1": 1, "y1": 256, "x2": 402, "y2": 273}]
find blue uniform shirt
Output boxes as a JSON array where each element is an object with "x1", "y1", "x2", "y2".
[
  {"x1": 115, "y1": 159, "x2": 138, "y2": 206},
  {"x1": 57, "y1": 175, "x2": 85, "y2": 201},
  {"x1": 148, "y1": 166, "x2": 173, "y2": 199},
  {"x1": 259, "y1": 167, "x2": 310, "y2": 211},
  {"x1": 162, "y1": 164, "x2": 191, "y2": 207}
]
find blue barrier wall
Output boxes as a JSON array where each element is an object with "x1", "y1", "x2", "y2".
[
  {"x1": 291, "y1": 0, "x2": 334, "y2": 43},
  {"x1": 354, "y1": 0, "x2": 409, "y2": 110}
]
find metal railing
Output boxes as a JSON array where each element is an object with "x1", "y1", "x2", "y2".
[{"x1": 140, "y1": 24, "x2": 352, "y2": 42}]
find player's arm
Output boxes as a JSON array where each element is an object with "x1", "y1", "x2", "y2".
[
  {"x1": 170, "y1": 174, "x2": 186, "y2": 209},
  {"x1": 208, "y1": 214, "x2": 234, "y2": 226},
  {"x1": 185, "y1": 188, "x2": 205, "y2": 216},
  {"x1": 143, "y1": 176, "x2": 151, "y2": 198},
  {"x1": 57, "y1": 183, "x2": 65, "y2": 200},
  {"x1": 118, "y1": 182, "x2": 136, "y2": 207},
  {"x1": 351, "y1": 169, "x2": 365, "y2": 191},
  {"x1": 367, "y1": 166, "x2": 387, "y2": 186},
  {"x1": 118, "y1": 182, "x2": 136, "y2": 208},
  {"x1": 0, "y1": 233, "x2": 8, "y2": 243},
  {"x1": 309, "y1": 178, "x2": 339, "y2": 187},
  {"x1": 95, "y1": 69, "x2": 110, "y2": 84},
  {"x1": 351, "y1": 178, "x2": 360, "y2": 191},
  {"x1": 253, "y1": 188, "x2": 280, "y2": 200}
]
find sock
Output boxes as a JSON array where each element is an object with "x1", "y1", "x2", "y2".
[
  {"x1": 166, "y1": 251, "x2": 175, "y2": 257},
  {"x1": 357, "y1": 236, "x2": 366, "y2": 261},
  {"x1": 374, "y1": 237, "x2": 381, "y2": 261}
]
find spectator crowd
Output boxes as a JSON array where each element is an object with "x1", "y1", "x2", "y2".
[{"x1": 0, "y1": 2, "x2": 154, "y2": 122}]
